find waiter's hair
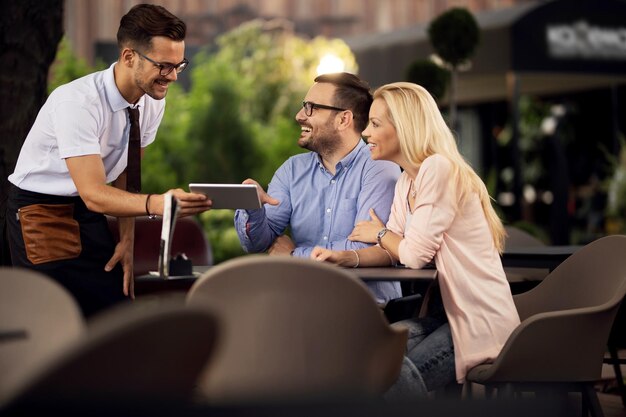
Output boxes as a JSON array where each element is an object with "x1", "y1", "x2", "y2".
[{"x1": 117, "y1": 4, "x2": 186, "y2": 52}]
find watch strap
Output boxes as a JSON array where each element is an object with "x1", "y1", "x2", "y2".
[{"x1": 377, "y1": 228, "x2": 389, "y2": 247}]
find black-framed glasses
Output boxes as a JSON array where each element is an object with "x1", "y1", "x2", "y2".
[
  {"x1": 302, "y1": 101, "x2": 346, "y2": 117},
  {"x1": 133, "y1": 50, "x2": 189, "y2": 76}
]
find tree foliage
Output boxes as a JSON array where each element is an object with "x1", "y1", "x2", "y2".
[
  {"x1": 604, "y1": 136, "x2": 626, "y2": 232},
  {"x1": 4, "y1": 13, "x2": 358, "y2": 264},
  {"x1": 428, "y1": 8, "x2": 480, "y2": 67},
  {"x1": 405, "y1": 59, "x2": 450, "y2": 102},
  {"x1": 141, "y1": 19, "x2": 358, "y2": 262},
  {"x1": 427, "y1": 7, "x2": 480, "y2": 130},
  {"x1": 144, "y1": 19, "x2": 357, "y2": 193},
  {"x1": 48, "y1": 37, "x2": 106, "y2": 93}
]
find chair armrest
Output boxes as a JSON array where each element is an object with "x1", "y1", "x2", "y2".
[{"x1": 468, "y1": 303, "x2": 622, "y2": 383}]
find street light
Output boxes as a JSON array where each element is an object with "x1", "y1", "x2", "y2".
[{"x1": 316, "y1": 53, "x2": 345, "y2": 75}]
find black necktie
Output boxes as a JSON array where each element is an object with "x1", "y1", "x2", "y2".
[{"x1": 126, "y1": 107, "x2": 141, "y2": 193}]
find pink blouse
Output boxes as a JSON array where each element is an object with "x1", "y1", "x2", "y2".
[{"x1": 387, "y1": 154, "x2": 520, "y2": 382}]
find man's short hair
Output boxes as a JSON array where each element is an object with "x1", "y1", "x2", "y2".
[
  {"x1": 314, "y1": 72, "x2": 373, "y2": 133},
  {"x1": 117, "y1": 4, "x2": 186, "y2": 52}
]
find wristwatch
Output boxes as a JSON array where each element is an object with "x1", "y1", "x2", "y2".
[{"x1": 376, "y1": 228, "x2": 389, "y2": 247}]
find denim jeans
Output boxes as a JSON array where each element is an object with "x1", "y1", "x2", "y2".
[{"x1": 384, "y1": 288, "x2": 456, "y2": 400}]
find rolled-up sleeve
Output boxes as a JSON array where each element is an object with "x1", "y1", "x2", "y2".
[{"x1": 233, "y1": 162, "x2": 292, "y2": 253}]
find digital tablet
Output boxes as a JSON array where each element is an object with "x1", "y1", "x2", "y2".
[{"x1": 189, "y1": 183, "x2": 262, "y2": 209}]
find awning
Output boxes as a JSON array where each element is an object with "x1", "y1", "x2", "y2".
[{"x1": 344, "y1": 0, "x2": 626, "y2": 105}]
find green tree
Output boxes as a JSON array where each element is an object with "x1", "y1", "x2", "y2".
[
  {"x1": 199, "y1": 209, "x2": 246, "y2": 262},
  {"x1": 204, "y1": 20, "x2": 357, "y2": 186},
  {"x1": 143, "y1": 19, "x2": 358, "y2": 263},
  {"x1": 146, "y1": 19, "x2": 358, "y2": 190},
  {"x1": 428, "y1": 7, "x2": 480, "y2": 129},
  {"x1": 603, "y1": 136, "x2": 626, "y2": 234},
  {"x1": 141, "y1": 82, "x2": 191, "y2": 192},
  {"x1": 186, "y1": 56, "x2": 259, "y2": 184},
  {"x1": 48, "y1": 37, "x2": 105, "y2": 93}
]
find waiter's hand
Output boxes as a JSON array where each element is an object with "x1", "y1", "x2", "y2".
[
  {"x1": 105, "y1": 238, "x2": 135, "y2": 299},
  {"x1": 167, "y1": 188, "x2": 213, "y2": 217}
]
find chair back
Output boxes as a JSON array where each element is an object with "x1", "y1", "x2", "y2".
[
  {"x1": 504, "y1": 226, "x2": 545, "y2": 249},
  {"x1": 0, "y1": 268, "x2": 84, "y2": 399},
  {"x1": 513, "y1": 235, "x2": 626, "y2": 320},
  {"x1": 186, "y1": 255, "x2": 407, "y2": 403},
  {"x1": 107, "y1": 215, "x2": 213, "y2": 276},
  {"x1": 2, "y1": 300, "x2": 219, "y2": 410},
  {"x1": 503, "y1": 226, "x2": 549, "y2": 285}
]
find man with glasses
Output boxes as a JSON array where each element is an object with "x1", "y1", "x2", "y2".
[
  {"x1": 235, "y1": 72, "x2": 402, "y2": 303},
  {"x1": 5, "y1": 4, "x2": 211, "y2": 317}
]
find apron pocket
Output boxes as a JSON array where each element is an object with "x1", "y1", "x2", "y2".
[{"x1": 19, "y1": 203, "x2": 82, "y2": 264}]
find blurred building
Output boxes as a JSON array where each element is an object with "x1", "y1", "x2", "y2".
[
  {"x1": 63, "y1": 0, "x2": 529, "y2": 65},
  {"x1": 345, "y1": 0, "x2": 626, "y2": 245},
  {"x1": 62, "y1": 0, "x2": 626, "y2": 243}
]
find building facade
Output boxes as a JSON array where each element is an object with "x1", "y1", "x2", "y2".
[{"x1": 64, "y1": 0, "x2": 531, "y2": 64}]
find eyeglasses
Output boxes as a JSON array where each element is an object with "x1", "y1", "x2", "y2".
[
  {"x1": 133, "y1": 50, "x2": 189, "y2": 76},
  {"x1": 302, "y1": 101, "x2": 346, "y2": 117}
]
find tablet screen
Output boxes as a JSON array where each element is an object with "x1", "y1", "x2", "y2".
[{"x1": 189, "y1": 183, "x2": 262, "y2": 209}]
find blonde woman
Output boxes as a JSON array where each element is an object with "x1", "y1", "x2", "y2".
[{"x1": 311, "y1": 82, "x2": 520, "y2": 395}]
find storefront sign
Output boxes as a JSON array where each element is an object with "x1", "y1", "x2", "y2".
[{"x1": 547, "y1": 20, "x2": 626, "y2": 60}]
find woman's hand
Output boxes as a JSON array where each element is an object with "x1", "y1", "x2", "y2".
[
  {"x1": 310, "y1": 246, "x2": 337, "y2": 263},
  {"x1": 349, "y1": 208, "x2": 386, "y2": 243},
  {"x1": 311, "y1": 247, "x2": 358, "y2": 268}
]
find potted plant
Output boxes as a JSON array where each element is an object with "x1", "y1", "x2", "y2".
[{"x1": 605, "y1": 137, "x2": 626, "y2": 234}]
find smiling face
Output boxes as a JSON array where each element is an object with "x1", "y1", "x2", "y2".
[
  {"x1": 362, "y1": 98, "x2": 402, "y2": 163},
  {"x1": 132, "y1": 36, "x2": 185, "y2": 101},
  {"x1": 294, "y1": 82, "x2": 341, "y2": 155}
]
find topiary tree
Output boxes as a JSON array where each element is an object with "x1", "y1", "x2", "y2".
[
  {"x1": 405, "y1": 59, "x2": 450, "y2": 102},
  {"x1": 428, "y1": 7, "x2": 480, "y2": 129}
]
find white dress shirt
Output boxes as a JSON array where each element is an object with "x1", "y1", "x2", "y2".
[{"x1": 9, "y1": 62, "x2": 164, "y2": 196}]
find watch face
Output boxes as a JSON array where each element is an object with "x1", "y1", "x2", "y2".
[{"x1": 376, "y1": 228, "x2": 388, "y2": 247}]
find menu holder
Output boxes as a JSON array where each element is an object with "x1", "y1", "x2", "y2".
[{"x1": 158, "y1": 192, "x2": 180, "y2": 278}]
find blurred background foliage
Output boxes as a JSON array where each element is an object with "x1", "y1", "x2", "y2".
[
  {"x1": 604, "y1": 135, "x2": 626, "y2": 234},
  {"x1": 49, "y1": 20, "x2": 357, "y2": 263},
  {"x1": 48, "y1": 37, "x2": 106, "y2": 93},
  {"x1": 42, "y1": 14, "x2": 626, "y2": 263}
]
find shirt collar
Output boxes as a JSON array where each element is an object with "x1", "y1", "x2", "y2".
[
  {"x1": 315, "y1": 138, "x2": 366, "y2": 173},
  {"x1": 341, "y1": 138, "x2": 366, "y2": 167},
  {"x1": 104, "y1": 62, "x2": 145, "y2": 112}
]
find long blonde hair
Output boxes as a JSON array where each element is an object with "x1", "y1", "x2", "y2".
[{"x1": 374, "y1": 82, "x2": 505, "y2": 253}]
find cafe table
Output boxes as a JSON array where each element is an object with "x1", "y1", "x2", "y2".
[
  {"x1": 134, "y1": 264, "x2": 437, "y2": 296},
  {"x1": 501, "y1": 245, "x2": 583, "y2": 272},
  {"x1": 353, "y1": 266, "x2": 436, "y2": 281}
]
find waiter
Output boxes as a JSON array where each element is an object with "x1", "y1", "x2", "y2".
[{"x1": 6, "y1": 4, "x2": 211, "y2": 317}]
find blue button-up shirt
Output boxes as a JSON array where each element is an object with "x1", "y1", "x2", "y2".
[{"x1": 234, "y1": 140, "x2": 402, "y2": 303}]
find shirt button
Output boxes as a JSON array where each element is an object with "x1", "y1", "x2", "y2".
[
  {"x1": 331, "y1": 179, "x2": 336, "y2": 184},
  {"x1": 323, "y1": 236, "x2": 328, "y2": 240},
  {"x1": 326, "y1": 208, "x2": 331, "y2": 213}
]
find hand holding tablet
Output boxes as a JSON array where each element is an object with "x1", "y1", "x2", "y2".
[{"x1": 189, "y1": 183, "x2": 262, "y2": 209}]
